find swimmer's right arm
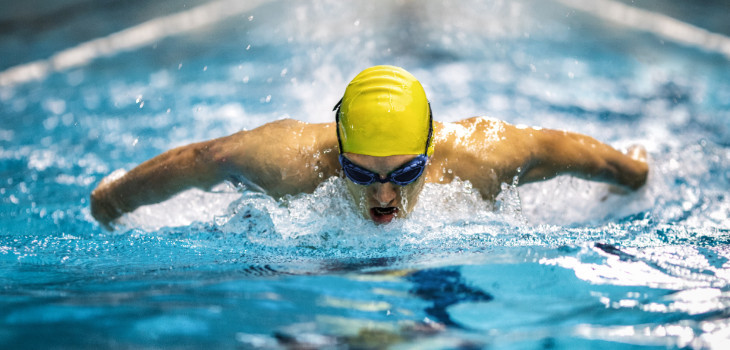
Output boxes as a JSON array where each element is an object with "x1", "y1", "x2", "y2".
[
  {"x1": 90, "y1": 119, "x2": 339, "y2": 229},
  {"x1": 90, "y1": 138, "x2": 228, "y2": 228}
]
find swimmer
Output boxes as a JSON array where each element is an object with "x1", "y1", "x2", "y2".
[{"x1": 90, "y1": 65, "x2": 648, "y2": 228}]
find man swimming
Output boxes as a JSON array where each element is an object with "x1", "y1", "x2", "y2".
[{"x1": 90, "y1": 65, "x2": 648, "y2": 227}]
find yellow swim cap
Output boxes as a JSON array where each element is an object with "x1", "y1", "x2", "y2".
[{"x1": 336, "y1": 65, "x2": 434, "y2": 157}]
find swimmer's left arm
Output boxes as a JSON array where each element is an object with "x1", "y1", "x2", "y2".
[{"x1": 518, "y1": 128, "x2": 649, "y2": 190}]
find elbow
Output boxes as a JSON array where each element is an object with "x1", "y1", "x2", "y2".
[
  {"x1": 609, "y1": 158, "x2": 648, "y2": 191},
  {"x1": 629, "y1": 162, "x2": 649, "y2": 190},
  {"x1": 622, "y1": 144, "x2": 649, "y2": 190},
  {"x1": 90, "y1": 186, "x2": 123, "y2": 229}
]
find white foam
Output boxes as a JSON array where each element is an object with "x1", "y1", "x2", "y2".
[
  {"x1": 118, "y1": 182, "x2": 242, "y2": 231},
  {"x1": 112, "y1": 172, "x2": 657, "y2": 257}
]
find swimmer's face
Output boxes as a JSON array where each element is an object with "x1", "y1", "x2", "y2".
[{"x1": 342, "y1": 153, "x2": 427, "y2": 224}]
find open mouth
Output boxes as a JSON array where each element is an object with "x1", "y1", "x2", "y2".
[{"x1": 370, "y1": 207, "x2": 398, "y2": 224}]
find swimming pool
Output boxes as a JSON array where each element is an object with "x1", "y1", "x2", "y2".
[{"x1": 1, "y1": 0, "x2": 729, "y2": 348}]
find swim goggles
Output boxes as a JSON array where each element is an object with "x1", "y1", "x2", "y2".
[{"x1": 339, "y1": 154, "x2": 429, "y2": 186}]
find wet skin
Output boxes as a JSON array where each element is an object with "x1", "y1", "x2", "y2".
[
  {"x1": 342, "y1": 153, "x2": 427, "y2": 224},
  {"x1": 90, "y1": 117, "x2": 649, "y2": 229}
]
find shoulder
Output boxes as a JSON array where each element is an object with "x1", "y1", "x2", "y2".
[
  {"x1": 220, "y1": 119, "x2": 336, "y2": 146},
  {"x1": 210, "y1": 118, "x2": 340, "y2": 196},
  {"x1": 426, "y1": 116, "x2": 540, "y2": 192},
  {"x1": 257, "y1": 119, "x2": 336, "y2": 140},
  {"x1": 435, "y1": 116, "x2": 509, "y2": 141},
  {"x1": 248, "y1": 118, "x2": 314, "y2": 135},
  {"x1": 433, "y1": 116, "x2": 511, "y2": 154}
]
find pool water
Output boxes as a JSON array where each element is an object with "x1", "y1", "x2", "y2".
[{"x1": 1, "y1": 0, "x2": 730, "y2": 348}]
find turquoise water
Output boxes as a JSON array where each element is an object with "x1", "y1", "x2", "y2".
[{"x1": 1, "y1": 0, "x2": 730, "y2": 348}]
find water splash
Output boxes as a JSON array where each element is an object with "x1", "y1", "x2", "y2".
[{"x1": 108, "y1": 170, "x2": 701, "y2": 260}]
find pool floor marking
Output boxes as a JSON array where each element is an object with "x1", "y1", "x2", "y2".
[
  {"x1": 0, "y1": 0, "x2": 269, "y2": 87},
  {"x1": 556, "y1": 0, "x2": 730, "y2": 60}
]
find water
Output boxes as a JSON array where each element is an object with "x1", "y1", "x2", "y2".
[{"x1": 1, "y1": 0, "x2": 729, "y2": 348}]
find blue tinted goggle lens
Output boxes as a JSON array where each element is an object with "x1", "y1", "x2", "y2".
[{"x1": 339, "y1": 154, "x2": 428, "y2": 186}]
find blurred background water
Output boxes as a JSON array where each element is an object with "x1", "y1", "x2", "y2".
[{"x1": 1, "y1": 0, "x2": 729, "y2": 348}]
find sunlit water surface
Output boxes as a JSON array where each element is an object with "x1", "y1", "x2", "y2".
[{"x1": 1, "y1": 0, "x2": 729, "y2": 348}]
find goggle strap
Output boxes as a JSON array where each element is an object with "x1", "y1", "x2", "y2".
[
  {"x1": 333, "y1": 97, "x2": 344, "y2": 153},
  {"x1": 425, "y1": 102, "x2": 433, "y2": 155}
]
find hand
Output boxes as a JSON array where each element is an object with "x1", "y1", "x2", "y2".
[
  {"x1": 625, "y1": 144, "x2": 647, "y2": 164},
  {"x1": 90, "y1": 169, "x2": 126, "y2": 230},
  {"x1": 606, "y1": 145, "x2": 649, "y2": 195}
]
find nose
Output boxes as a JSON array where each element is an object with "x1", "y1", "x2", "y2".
[{"x1": 372, "y1": 182, "x2": 397, "y2": 206}]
